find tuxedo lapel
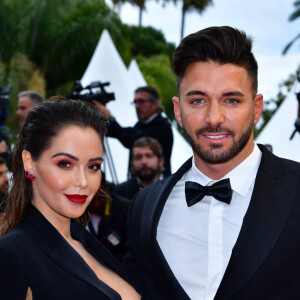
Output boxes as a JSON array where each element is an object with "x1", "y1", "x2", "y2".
[
  {"x1": 215, "y1": 146, "x2": 299, "y2": 299},
  {"x1": 139, "y1": 157, "x2": 193, "y2": 299},
  {"x1": 22, "y1": 205, "x2": 120, "y2": 299}
]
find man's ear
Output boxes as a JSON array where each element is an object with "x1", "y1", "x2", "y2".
[
  {"x1": 253, "y1": 93, "x2": 263, "y2": 125},
  {"x1": 22, "y1": 150, "x2": 35, "y2": 174},
  {"x1": 172, "y1": 96, "x2": 183, "y2": 128}
]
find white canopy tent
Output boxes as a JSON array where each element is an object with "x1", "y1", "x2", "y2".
[
  {"x1": 81, "y1": 30, "x2": 191, "y2": 183},
  {"x1": 256, "y1": 92, "x2": 300, "y2": 162}
]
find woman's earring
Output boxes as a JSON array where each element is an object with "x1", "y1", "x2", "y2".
[{"x1": 25, "y1": 171, "x2": 36, "y2": 181}]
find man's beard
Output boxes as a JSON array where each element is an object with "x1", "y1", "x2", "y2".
[
  {"x1": 136, "y1": 167, "x2": 159, "y2": 182},
  {"x1": 183, "y1": 115, "x2": 254, "y2": 164}
]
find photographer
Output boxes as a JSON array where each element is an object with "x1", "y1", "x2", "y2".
[{"x1": 94, "y1": 86, "x2": 173, "y2": 177}]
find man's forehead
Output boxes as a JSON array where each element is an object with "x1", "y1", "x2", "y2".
[
  {"x1": 18, "y1": 96, "x2": 34, "y2": 106},
  {"x1": 133, "y1": 146, "x2": 154, "y2": 155},
  {"x1": 134, "y1": 91, "x2": 151, "y2": 99}
]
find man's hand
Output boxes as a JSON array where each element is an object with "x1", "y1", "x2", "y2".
[{"x1": 92, "y1": 101, "x2": 112, "y2": 119}]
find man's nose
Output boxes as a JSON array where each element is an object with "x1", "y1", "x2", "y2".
[{"x1": 205, "y1": 102, "x2": 224, "y2": 126}]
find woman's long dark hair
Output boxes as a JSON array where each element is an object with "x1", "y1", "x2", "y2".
[{"x1": 1, "y1": 98, "x2": 107, "y2": 236}]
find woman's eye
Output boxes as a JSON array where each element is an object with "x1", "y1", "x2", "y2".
[
  {"x1": 88, "y1": 164, "x2": 101, "y2": 171},
  {"x1": 57, "y1": 161, "x2": 71, "y2": 168}
]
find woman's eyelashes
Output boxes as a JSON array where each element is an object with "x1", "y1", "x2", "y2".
[
  {"x1": 57, "y1": 160, "x2": 72, "y2": 168},
  {"x1": 56, "y1": 160, "x2": 101, "y2": 172},
  {"x1": 88, "y1": 163, "x2": 102, "y2": 172}
]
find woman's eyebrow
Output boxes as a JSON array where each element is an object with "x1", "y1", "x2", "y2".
[{"x1": 51, "y1": 152, "x2": 79, "y2": 161}]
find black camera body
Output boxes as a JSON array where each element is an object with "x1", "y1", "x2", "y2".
[{"x1": 71, "y1": 81, "x2": 115, "y2": 105}]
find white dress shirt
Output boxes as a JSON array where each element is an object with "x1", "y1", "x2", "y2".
[{"x1": 157, "y1": 144, "x2": 262, "y2": 300}]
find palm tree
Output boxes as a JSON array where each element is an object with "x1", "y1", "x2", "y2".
[
  {"x1": 0, "y1": 0, "x2": 129, "y2": 88},
  {"x1": 177, "y1": 0, "x2": 213, "y2": 41},
  {"x1": 0, "y1": 0, "x2": 129, "y2": 136},
  {"x1": 283, "y1": 0, "x2": 300, "y2": 54}
]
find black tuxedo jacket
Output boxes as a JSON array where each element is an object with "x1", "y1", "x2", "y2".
[
  {"x1": 0, "y1": 204, "x2": 141, "y2": 300},
  {"x1": 125, "y1": 144, "x2": 300, "y2": 299}
]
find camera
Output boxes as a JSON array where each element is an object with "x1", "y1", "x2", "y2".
[{"x1": 71, "y1": 81, "x2": 115, "y2": 105}]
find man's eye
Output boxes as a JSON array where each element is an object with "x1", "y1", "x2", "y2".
[
  {"x1": 227, "y1": 98, "x2": 238, "y2": 104},
  {"x1": 88, "y1": 164, "x2": 101, "y2": 171},
  {"x1": 192, "y1": 98, "x2": 204, "y2": 104},
  {"x1": 57, "y1": 161, "x2": 71, "y2": 168}
]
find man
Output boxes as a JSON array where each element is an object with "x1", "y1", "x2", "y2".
[
  {"x1": 0, "y1": 157, "x2": 9, "y2": 195},
  {"x1": 94, "y1": 86, "x2": 173, "y2": 177},
  {"x1": 111, "y1": 137, "x2": 164, "y2": 199},
  {"x1": 125, "y1": 26, "x2": 300, "y2": 299},
  {"x1": 16, "y1": 90, "x2": 44, "y2": 127},
  {"x1": 0, "y1": 157, "x2": 9, "y2": 223}
]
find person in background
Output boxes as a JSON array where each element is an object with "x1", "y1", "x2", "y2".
[
  {"x1": 87, "y1": 174, "x2": 131, "y2": 261},
  {"x1": 111, "y1": 137, "x2": 164, "y2": 200},
  {"x1": 89, "y1": 137, "x2": 164, "y2": 261},
  {"x1": 0, "y1": 98, "x2": 141, "y2": 299},
  {"x1": 0, "y1": 156, "x2": 9, "y2": 195},
  {"x1": 94, "y1": 86, "x2": 173, "y2": 177},
  {"x1": 16, "y1": 90, "x2": 44, "y2": 128},
  {"x1": 0, "y1": 156, "x2": 9, "y2": 224},
  {"x1": 125, "y1": 26, "x2": 300, "y2": 299}
]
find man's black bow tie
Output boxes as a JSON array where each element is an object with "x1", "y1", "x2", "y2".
[{"x1": 185, "y1": 178, "x2": 233, "y2": 207}]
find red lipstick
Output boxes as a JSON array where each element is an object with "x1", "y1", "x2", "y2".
[{"x1": 64, "y1": 194, "x2": 88, "y2": 204}]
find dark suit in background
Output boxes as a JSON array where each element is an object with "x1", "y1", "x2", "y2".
[
  {"x1": 88, "y1": 192, "x2": 131, "y2": 261},
  {"x1": 108, "y1": 114, "x2": 173, "y2": 177},
  {"x1": 0, "y1": 204, "x2": 141, "y2": 300},
  {"x1": 110, "y1": 176, "x2": 141, "y2": 200},
  {"x1": 125, "y1": 145, "x2": 300, "y2": 299}
]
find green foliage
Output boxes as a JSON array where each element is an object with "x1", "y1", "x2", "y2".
[
  {"x1": 136, "y1": 54, "x2": 177, "y2": 120},
  {"x1": 125, "y1": 26, "x2": 175, "y2": 59},
  {"x1": 0, "y1": 0, "x2": 130, "y2": 90},
  {"x1": 0, "y1": 0, "x2": 131, "y2": 139},
  {"x1": 0, "y1": 53, "x2": 46, "y2": 141},
  {"x1": 283, "y1": 1, "x2": 300, "y2": 54},
  {"x1": 0, "y1": 1, "x2": 180, "y2": 141},
  {"x1": 167, "y1": 0, "x2": 213, "y2": 40}
]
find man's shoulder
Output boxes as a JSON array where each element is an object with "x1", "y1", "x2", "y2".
[
  {"x1": 258, "y1": 144, "x2": 300, "y2": 176},
  {"x1": 110, "y1": 177, "x2": 140, "y2": 198},
  {"x1": 154, "y1": 113, "x2": 172, "y2": 125}
]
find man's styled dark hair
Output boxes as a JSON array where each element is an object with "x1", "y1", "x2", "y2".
[
  {"x1": 135, "y1": 86, "x2": 160, "y2": 102},
  {"x1": 173, "y1": 26, "x2": 258, "y2": 96}
]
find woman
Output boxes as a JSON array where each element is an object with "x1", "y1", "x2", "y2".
[{"x1": 0, "y1": 99, "x2": 141, "y2": 299}]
